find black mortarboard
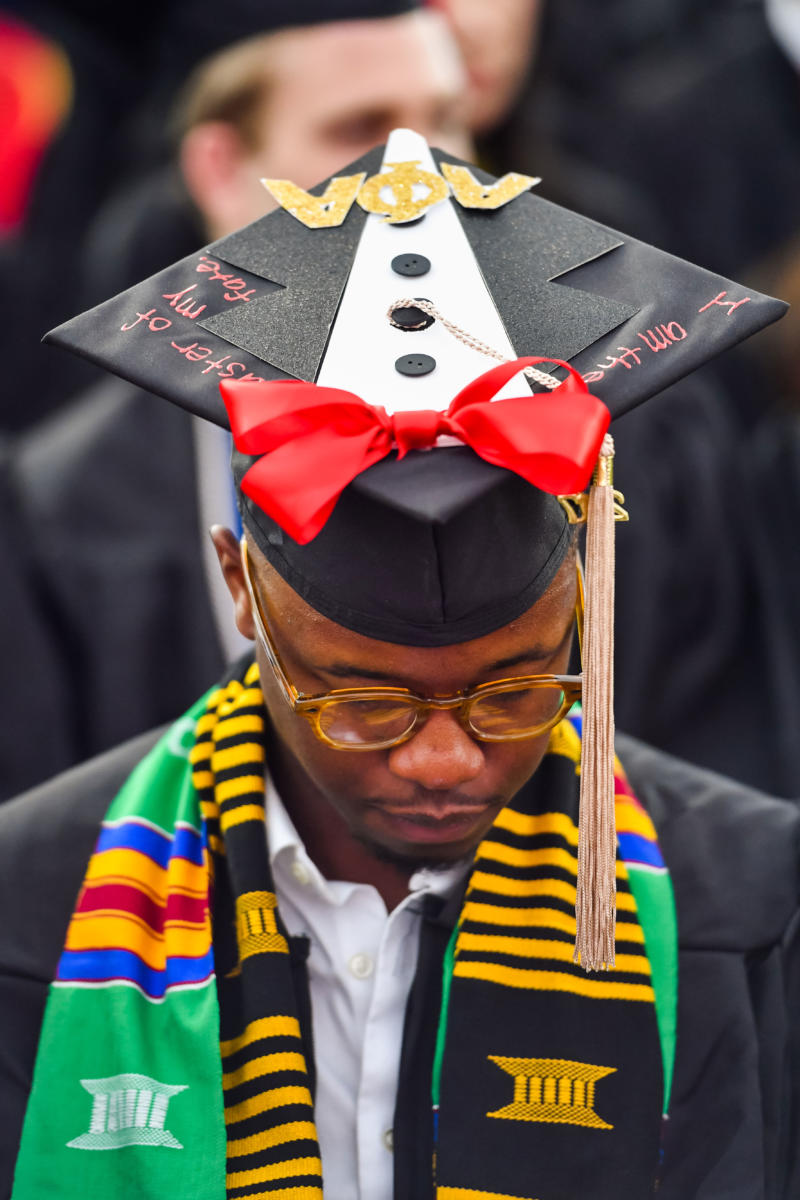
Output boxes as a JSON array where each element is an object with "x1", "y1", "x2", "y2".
[
  {"x1": 151, "y1": 0, "x2": 425, "y2": 101},
  {"x1": 45, "y1": 129, "x2": 786, "y2": 970},
  {"x1": 45, "y1": 130, "x2": 786, "y2": 647},
  {"x1": 15, "y1": 0, "x2": 422, "y2": 86}
]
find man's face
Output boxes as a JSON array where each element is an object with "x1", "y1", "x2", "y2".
[
  {"x1": 242, "y1": 540, "x2": 577, "y2": 866},
  {"x1": 229, "y1": 11, "x2": 472, "y2": 227}
]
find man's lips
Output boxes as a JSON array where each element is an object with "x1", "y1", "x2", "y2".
[
  {"x1": 380, "y1": 803, "x2": 489, "y2": 820},
  {"x1": 368, "y1": 800, "x2": 497, "y2": 844}
]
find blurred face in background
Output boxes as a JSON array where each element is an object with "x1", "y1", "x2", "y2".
[
  {"x1": 435, "y1": 0, "x2": 543, "y2": 131},
  {"x1": 179, "y1": 10, "x2": 472, "y2": 239}
]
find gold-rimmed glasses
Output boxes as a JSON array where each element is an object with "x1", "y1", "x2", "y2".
[{"x1": 241, "y1": 538, "x2": 582, "y2": 751}]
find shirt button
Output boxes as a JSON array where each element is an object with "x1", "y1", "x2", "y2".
[
  {"x1": 290, "y1": 860, "x2": 310, "y2": 885},
  {"x1": 391, "y1": 252, "x2": 431, "y2": 277},
  {"x1": 348, "y1": 952, "x2": 374, "y2": 979},
  {"x1": 383, "y1": 1128, "x2": 394, "y2": 1151},
  {"x1": 395, "y1": 353, "x2": 436, "y2": 377}
]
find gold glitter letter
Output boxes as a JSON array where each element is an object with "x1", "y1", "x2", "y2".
[
  {"x1": 441, "y1": 163, "x2": 540, "y2": 210},
  {"x1": 261, "y1": 174, "x2": 366, "y2": 228},
  {"x1": 357, "y1": 161, "x2": 449, "y2": 224}
]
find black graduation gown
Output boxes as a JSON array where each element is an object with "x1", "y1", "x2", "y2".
[
  {"x1": 610, "y1": 382, "x2": 800, "y2": 798},
  {"x1": 0, "y1": 728, "x2": 798, "y2": 1198},
  {"x1": 0, "y1": 441, "x2": 72, "y2": 799},
  {"x1": 530, "y1": 3, "x2": 800, "y2": 283},
  {"x1": 7, "y1": 379, "x2": 226, "y2": 789}
]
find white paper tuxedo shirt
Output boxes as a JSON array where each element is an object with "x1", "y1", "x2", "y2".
[{"x1": 265, "y1": 777, "x2": 468, "y2": 1200}]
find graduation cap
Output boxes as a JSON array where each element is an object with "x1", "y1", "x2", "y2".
[
  {"x1": 16, "y1": 0, "x2": 423, "y2": 95},
  {"x1": 45, "y1": 129, "x2": 786, "y2": 968}
]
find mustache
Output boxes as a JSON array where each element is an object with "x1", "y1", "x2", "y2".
[{"x1": 367, "y1": 790, "x2": 505, "y2": 816}]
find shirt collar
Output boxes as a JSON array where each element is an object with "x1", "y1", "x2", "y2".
[{"x1": 265, "y1": 771, "x2": 307, "y2": 864}]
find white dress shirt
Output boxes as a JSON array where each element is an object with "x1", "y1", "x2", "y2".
[{"x1": 265, "y1": 776, "x2": 468, "y2": 1200}]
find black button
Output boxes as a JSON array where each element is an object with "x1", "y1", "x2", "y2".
[
  {"x1": 390, "y1": 299, "x2": 434, "y2": 331},
  {"x1": 391, "y1": 252, "x2": 431, "y2": 277},
  {"x1": 395, "y1": 354, "x2": 436, "y2": 377}
]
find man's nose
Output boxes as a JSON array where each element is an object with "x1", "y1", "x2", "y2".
[{"x1": 387, "y1": 709, "x2": 485, "y2": 789}]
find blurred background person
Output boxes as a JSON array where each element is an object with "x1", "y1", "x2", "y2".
[
  {"x1": 0, "y1": 13, "x2": 72, "y2": 240},
  {"x1": 439, "y1": 0, "x2": 666, "y2": 263},
  {"x1": 433, "y1": 0, "x2": 796, "y2": 792},
  {"x1": 2, "y1": 1, "x2": 472, "y2": 800},
  {"x1": 461, "y1": 0, "x2": 800, "y2": 796},
  {"x1": 532, "y1": 0, "x2": 800, "y2": 282},
  {"x1": 0, "y1": 7, "x2": 107, "y2": 797},
  {"x1": 0, "y1": 0, "x2": 470, "y2": 430},
  {"x1": 489, "y1": 0, "x2": 800, "y2": 427},
  {"x1": 81, "y1": 7, "x2": 469, "y2": 306},
  {"x1": 0, "y1": 1, "x2": 160, "y2": 430},
  {"x1": 431, "y1": 0, "x2": 543, "y2": 133}
]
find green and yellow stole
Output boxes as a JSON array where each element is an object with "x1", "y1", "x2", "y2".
[{"x1": 12, "y1": 662, "x2": 677, "y2": 1200}]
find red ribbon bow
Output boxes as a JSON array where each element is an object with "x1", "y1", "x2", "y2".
[{"x1": 220, "y1": 357, "x2": 610, "y2": 544}]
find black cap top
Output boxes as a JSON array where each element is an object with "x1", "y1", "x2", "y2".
[
  {"x1": 155, "y1": 0, "x2": 422, "y2": 91},
  {"x1": 45, "y1": 130, "x2": 787, "y2": 646}
]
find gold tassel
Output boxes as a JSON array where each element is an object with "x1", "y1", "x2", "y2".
[{"x1": 574, "y1": 433, "x2": 617, "y2": 972}]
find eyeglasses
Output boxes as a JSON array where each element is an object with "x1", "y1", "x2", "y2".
[{"x1": 241, "y1": 538, "x2": 583, "y2": 752}]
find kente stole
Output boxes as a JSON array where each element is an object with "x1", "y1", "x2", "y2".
[{"x1": 12, "y1": 662, "x2": 677, "y2": 1200}]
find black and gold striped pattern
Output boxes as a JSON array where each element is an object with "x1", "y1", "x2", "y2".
[
  {"x1": 455, "y1": 722, "x2": 654, "y2": 1003},
  {"x1": 190, "y1": 668, "x2": 657, "y2": 1200},
  {"x1": 191, "y1": 665, "x2": 323, "y2": 1200},
  {"x1": 222, "y1": 1016, "x2": 321, "y2": 1200},
  {"x1": 434, "y1": 720, "x2": 665, "y2": 1199},
  {"x1": 191, "y1": 665, "x2": 268, "y2": 852}
]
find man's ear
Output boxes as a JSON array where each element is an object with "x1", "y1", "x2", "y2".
[
  {"x1": 210, "y1": 525, "x2": 255, "y2": 640},
  {"x1": 179, "y1": 121, "x2": 251, "y2": 239}
]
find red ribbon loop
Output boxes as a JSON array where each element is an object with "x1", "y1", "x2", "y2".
[
  {"x1": 220, "y1": 357, "x2": 610, "y2": 544},
  {"x1": 391, "y1": 409, "x2": 448, "y2": 456}
]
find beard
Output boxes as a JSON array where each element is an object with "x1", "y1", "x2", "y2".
[{"x1": 352, "y1": 829, "x2": 474, "y2": 874}]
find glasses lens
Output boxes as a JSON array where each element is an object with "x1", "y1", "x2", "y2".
[
  {"x1": 468, "y1": 683, "x2": 567, "y2": 738},
  {"x1": 317, "y1": 698, "x2": 418, "y2": 747}
]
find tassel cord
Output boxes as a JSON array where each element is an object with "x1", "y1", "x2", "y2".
[{"x1": 574, "y1": 434, "x2": 617, "y2": 972}]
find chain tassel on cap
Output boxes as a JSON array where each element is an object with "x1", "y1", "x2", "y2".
[{"x1": 574, "y1": 433, "x2": 617, "y2": 972}]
